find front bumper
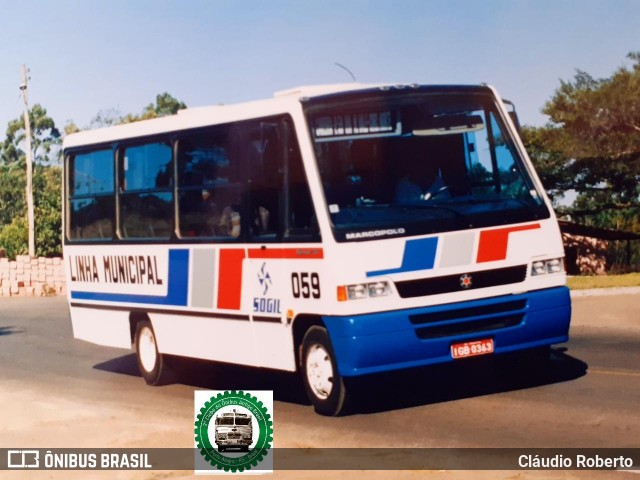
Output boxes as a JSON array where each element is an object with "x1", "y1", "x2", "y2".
[
  {"x1": 216, "y1": 438, "x2": 252, "y2": 446},
  {"x1": 323, "y1": 286, "x2": 571, "y2": 376}
]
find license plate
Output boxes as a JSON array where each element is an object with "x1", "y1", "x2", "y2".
[{"x1": 451, "y1": 339, "x2": 494, "y2": 359}]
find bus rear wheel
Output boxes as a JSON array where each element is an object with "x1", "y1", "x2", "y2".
[
  {"x1": 135, "y1": 320, "x2": 173, "y2": 386},
  {"x1": 301, "y1": 326, "x2": 351, "y2": 416}
]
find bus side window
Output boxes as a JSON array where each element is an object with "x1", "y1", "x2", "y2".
[
  {"x1": 67, "y1": 149, "x2": 115, "y2": 240},
  {"x1": 282, "y1": 120, "x2": 320, "y2": 242},
  {"x1": 118, "y1": 142, "x2": 174, "y2": 240},
  {"x1": 176, "y1": 127, "x2": 244, "y2": 240},
  {"x1": 244, "y1": 122, "x2": 281, "y2": 241},
  {"x1": 244, "y1": 117, "x2": 319, "y2": 243}
]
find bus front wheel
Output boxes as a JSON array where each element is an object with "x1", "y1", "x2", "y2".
[
  {"x1": 301, "y1": 326, "x2": 351, "y2": 416},
  {"x1": 134, "y1": 320, "x2": 173, "y2": 386}
]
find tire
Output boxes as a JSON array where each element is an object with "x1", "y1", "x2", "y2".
[
  {"x1": 134, "y1": 320, "x2": 173, "y2": 386},
  {"x1": 218, "y1": 446, "x2": 225, "y2": 452},
  {"x1": 301, "y1": 326, "x2": 351, "y2": 416}
]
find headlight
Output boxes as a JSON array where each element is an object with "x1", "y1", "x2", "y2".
[
  {"x1": 347, "y1": 284, "x2": 367, "y2": 300},
  {"x1": 337, "y1": 281, "x2": 392, "y2": 301},
  {"x1": 531, "y1": 258, "x2": 564, "y2": 276}
]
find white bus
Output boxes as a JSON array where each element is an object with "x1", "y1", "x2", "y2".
[
  {"x1": 63, "y1": 83, "x2": 571, "y2": 416},
  {"x1": 215, "y1": 410, "x2": 252, "y2": 452}
]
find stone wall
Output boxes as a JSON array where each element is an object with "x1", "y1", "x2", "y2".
[
  {"x1": 0, "y1": 256, "x2": 66, "y2": 297},
  {"x1": 562, "y1": 233, "x2": 608, "y2": 275}
]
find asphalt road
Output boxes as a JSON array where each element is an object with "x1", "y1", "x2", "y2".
[{"x1": 0, "y1": 293, "x2": 639, "y2": 479}]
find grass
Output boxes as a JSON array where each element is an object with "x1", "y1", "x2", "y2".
[{"x1": 567, "y1": 272, "x2": 640, "y2": 290}]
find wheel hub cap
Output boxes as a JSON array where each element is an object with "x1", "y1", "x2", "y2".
[
  {"x1": 139, "y1": 327, "x2": 157, "y2": 372},
  {"x1": 306, "y1": 344, "x2": 333, "y2": 399}
]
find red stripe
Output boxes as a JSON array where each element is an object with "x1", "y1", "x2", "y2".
[
  {"x1": 217, "y1": 249, "x2": 246, "y2": 310},
  {"x1": 216, "y1": 247, "x2": 323, "y2": 310},
  {"x1": 248, "y1": 248, "x2": 324, "y2": 259},
  {"x1": 476, "y1": 223, "x2": 540, "y2": 263}
]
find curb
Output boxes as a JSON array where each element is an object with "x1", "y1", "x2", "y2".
[{"x1": 570, "y1": 286, "x2": 640, "y2": 298}]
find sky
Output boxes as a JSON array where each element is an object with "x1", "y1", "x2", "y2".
[{"x1": 1, "y1": 0, "x2": 639, "y2": 134}]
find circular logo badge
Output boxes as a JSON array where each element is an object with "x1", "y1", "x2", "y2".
[
  {"x1": 459, "y1": 273, "x2": 472, "y2": 289},
  {"x1": 195, "y1": 390, "x2": 273, "y2": 473}
]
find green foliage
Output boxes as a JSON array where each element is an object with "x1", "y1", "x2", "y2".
[
  {"x1": 0, "y1": 165, "x2": 26, "y2": 226},
  {"x1": 523, "y1": 52, "x2": 640, "y2": 214},
  {"x1": 524, "y1": 52, "x2": 640, "y2": 206},
  {"x1": 0, "y1": 165, "x2": 61, "y2": 259},
  {"x1": 522, "y1": 52, "x2": 640, "y2": 271},
  {"x1": 34, "y1": 165, "x2": 62, "y2": 257},
  {"x1": 0, "y1": 217, "x2": 28, "y2": 259},
  {"x1": 1, "y1": 104, "x2": 61, "y2": 166},
  {"x1": 520, "y1": 126, "x2": 574, "y2": 205},
  {"x1": 89, "y1": 93, "x2": 187, "y2": 127},
  {"x1": 145, "y1": 92, "x2": 188, "y2": 117},
  {"x1": 121, "y1": 92, "x2": 187, "y2": 123},
  {"x1": 63, "y1": 121, "x2": 80, "y2": 135},
  {"x1": 0, "y1": 104, "x2": 62, "y2": 259}
]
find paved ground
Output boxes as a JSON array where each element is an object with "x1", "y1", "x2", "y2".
[{"x1": 0, "y1": 293, "x2": 639, "y2": 479}]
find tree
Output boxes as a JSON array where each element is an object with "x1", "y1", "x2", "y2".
[
  {"x1": 34, "y1": 165, "x2": 62, "y2": 257},
  {"x1": 81, "y1": 93, "x2": 187, "y2": 129},
  {"x1": 522, "y1": 53, "x2": 640, "y2": 270},
  {"x1": 0, "y1": 164, "x2": 26, "y2": 226},
  {"x1": 144, "y1": 92, "x2": 188, "y2": 117},
  {"x1": 121, "y1": 92, "x2": 187, "y2": 124},
  {"x1": 1, "y1": 104, "x2": 61, "y2": 166},
  {"x1": 0, "y1": 105, "x2": 62, "y2": 258},
  {"x1": 523, "y1": 52, "x2": 640, "y2": 219},
  {"x1": 87, "y1": 108, "x2": 124, "y2": 129},
  {"x1": 519, "y1": 125, "x2": 574, "y2": 205},
  {"x1": 0, "y1": 217, "x2": 28, "y2": 260},
  {"x1": 0, "y1": 164, "x2": 61, "y2": 258}
]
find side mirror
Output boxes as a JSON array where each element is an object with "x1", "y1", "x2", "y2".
[{"x1": 502, "y1": 99, "x2": 521, "y2": 133}]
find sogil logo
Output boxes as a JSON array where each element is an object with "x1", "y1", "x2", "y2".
[
  {"x1": 257, "y1": 263, "x2": 272, "y2": 295},
  {"x1": 254, "y1": 263, "x2": 280, "y2": 315}
]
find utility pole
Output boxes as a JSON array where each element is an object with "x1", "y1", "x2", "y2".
[{"x1": 20, "y1": 64, "x2": 35, "y2": 258}]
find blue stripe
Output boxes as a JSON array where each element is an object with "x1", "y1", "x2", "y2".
[
  {"x1": 70, "y1": 249, "x2": 189, "y2": 306},
  {"x1": 367, "y1": 237, "x2": 438, "y2": 277}
]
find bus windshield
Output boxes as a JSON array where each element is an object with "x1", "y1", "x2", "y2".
[
  {"x1": 305, "y1": 89, "x2": 550, "y2": 241},
  {"x1": 216, "y1": 416, "x2": 251, "y2": 426},
  {"x1": 216, "y1": 417, "x2": 235, "y2": 426}
]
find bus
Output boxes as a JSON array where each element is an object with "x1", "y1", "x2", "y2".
[
  {"x1": 214, "y1": 410, "x2": 253, "y2": 452},
  {"x1": 63, "y1": 83, "x2": 571, "y2": 416}
]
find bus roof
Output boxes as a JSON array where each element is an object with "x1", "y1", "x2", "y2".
[{"x1": 62, "y1": 83, "x2": 494, "y2": 150}]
